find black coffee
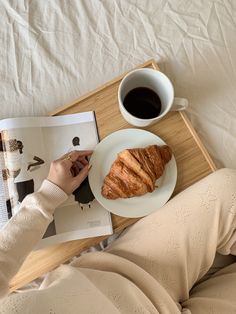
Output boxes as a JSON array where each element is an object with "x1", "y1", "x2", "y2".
[{"x1": 123, "y1": 87, "x2": 162, "y2": 119}]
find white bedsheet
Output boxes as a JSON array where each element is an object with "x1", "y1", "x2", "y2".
[{"x1": 1, "y1": 0, "x2": 236, "y2": 169}]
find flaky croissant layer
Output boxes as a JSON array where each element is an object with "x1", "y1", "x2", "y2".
[{"x1": 102, "y1": 145, "x2": 172, "y2": 200}]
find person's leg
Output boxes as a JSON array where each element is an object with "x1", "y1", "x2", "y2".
[
  {"x1": 106, "y1": 168, "x2": 236, "y2": 304},
  {"x1": 182, "y1": 262, "x2": 236, "y2": 313}
]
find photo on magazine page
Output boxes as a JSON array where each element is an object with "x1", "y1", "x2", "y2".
[
  {"x1": 1, "y1": 127, "x2": 49, "y2": 214},
  {"x1": 0, "y1": 127, "x2": 56, "y2": 236},
  {"x1": 0, "y1": 132, "x2": 13, "y2": 228}
]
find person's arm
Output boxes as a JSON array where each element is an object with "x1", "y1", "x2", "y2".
[
  {"x1": 0, "y1": 180, "x2": 67, "y2": 297},
  {"x1": 0, "y1": 150, "x2": 92, "y2": 298}
]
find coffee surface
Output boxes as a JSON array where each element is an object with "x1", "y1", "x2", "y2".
[{"x1": 123, "y1": 87, "x2": 162, "y2": 119}]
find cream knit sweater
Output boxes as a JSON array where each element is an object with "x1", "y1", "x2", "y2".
[
  {"x1": 0, "y1": 169, "x2": 236, "y2": 313},
  {"x1": 0, "y1": 180, "x2": 178, "y2": 313}
]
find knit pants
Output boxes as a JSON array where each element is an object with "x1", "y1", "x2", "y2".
[{"x1": 105, "y1": 168, "x2": 236, "y2": 313}]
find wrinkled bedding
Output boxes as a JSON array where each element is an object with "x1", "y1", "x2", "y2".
[{"x1": 1, "y1": 0, "x2": 236, "y2": 168}]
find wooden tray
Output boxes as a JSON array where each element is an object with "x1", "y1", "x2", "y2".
[
  {"x1": 10, "y1": 59, "x2": 216, "y2": 292},
  {"x1": 50, "y1": 59, "x2": 216, "y2": 185}
]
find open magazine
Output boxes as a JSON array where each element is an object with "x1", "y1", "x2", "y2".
[{"x1": 0, "y1": 111, "x2": 113, "y2": 249}]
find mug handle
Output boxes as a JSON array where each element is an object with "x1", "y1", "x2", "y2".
[{"x1": 171, "y1": 97, "x2": 188, "y2": 111}]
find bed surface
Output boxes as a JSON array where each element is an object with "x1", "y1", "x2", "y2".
[{"x1": 1, "y1": 1, "x2": 236, "y2": 168}]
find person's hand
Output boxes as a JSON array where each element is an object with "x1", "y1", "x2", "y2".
[{"x1": 47, "y1": 150, "x2": 93, "y2": 195}]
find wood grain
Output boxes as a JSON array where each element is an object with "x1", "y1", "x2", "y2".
[{"x1": 10, "y1": 59, "x2": 216, "y2": 292}]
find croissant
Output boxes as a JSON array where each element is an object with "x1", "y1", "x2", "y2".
[{"x1": 102, "y1": 145, "x2": 172, "y2": 199}]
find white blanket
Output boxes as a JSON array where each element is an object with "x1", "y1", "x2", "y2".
[{"x1": 1, "y1": 0, "x2": 236, "y2": 168}]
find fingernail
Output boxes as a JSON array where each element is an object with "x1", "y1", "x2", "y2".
[{"x1": 88, "y1": 164, "x2": 92, "y2": 171}]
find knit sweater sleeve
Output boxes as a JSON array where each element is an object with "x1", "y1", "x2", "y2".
[{"x1": 0, "y1": 180, "x2": 68, "y2": 298}]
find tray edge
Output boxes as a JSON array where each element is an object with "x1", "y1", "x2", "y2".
[{"x1": 48, "y1": 59, "x2": 158, "y2": 116}]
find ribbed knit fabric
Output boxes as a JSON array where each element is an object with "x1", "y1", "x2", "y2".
[{"x1": 0, "y1": 170, "x2": 236, "y2": 313}]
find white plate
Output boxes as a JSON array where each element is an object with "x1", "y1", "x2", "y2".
[{"x1": 88, "y1": 128, "x2": 177, "y2": 218}]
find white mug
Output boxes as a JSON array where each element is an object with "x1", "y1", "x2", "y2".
[{"x1": 118, "y1": 68, "x2": 188, "y2": 127}]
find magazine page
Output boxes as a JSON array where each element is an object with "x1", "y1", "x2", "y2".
[
  {"x1": 36, "y1": 199, "x2": 112, "y2": 249},
  {"x1": 0, "y1": 112, "x2": 113, "y2": 247},
  {"x1": 0, "y1": 112, "x2": 97, "y2": 215}
]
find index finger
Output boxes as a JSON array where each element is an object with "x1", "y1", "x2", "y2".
[{"x1": 60, "y1": 150, "x2": 93, "y2": 163}]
